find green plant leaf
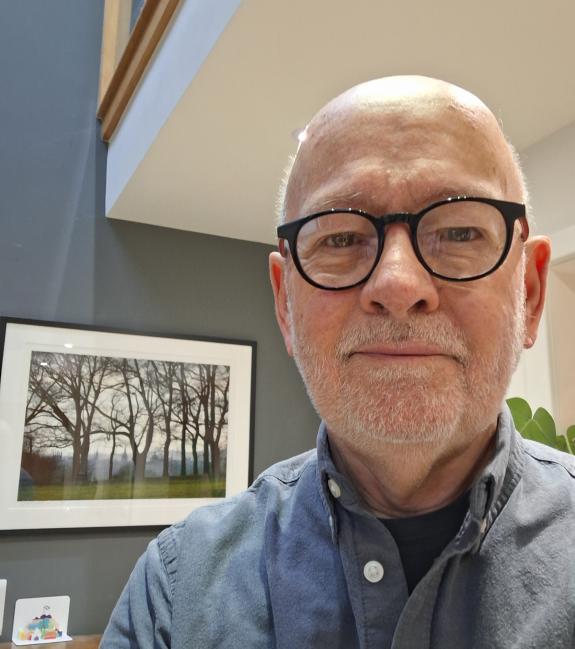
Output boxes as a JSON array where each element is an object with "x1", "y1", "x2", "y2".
[
  {"x1": 555, "y1": 435, "x2": 569, "y2": 453},
  {"x1": 506, "y1": 397, "x2": 532, "y2": 432},
  {"x1": 566, "y1": 425, "x2": 575, "y2": 453},
  {"x1": 520, "y1": 419, "x2": 557, "y2": 448},
  {"x1": 533, "y1": 407, "x2": 556, "y2": 439}
]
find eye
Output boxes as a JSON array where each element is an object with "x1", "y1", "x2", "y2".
[
  {"x1": 441, "y1": 227, "x2": 481, "y2": 242},
  {"x1": 324, "y1": 232, "x2": 363, "y2": 248}
]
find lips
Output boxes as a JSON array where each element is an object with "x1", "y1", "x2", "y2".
[
  {"x1": 352, "y1": 342, "x2": 446, "y2": 357},
  {"x1": 334, "y1": 319, "x2": 470, "y2": 367}
]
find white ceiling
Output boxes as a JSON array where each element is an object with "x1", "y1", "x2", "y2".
[{"x1": 107, "y1": 0, "x2": 575, "y2": 244}]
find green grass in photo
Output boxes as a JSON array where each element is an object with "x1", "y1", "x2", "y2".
[{"x1": 18, "y1": 476, "x2": 226, "y2": 501}]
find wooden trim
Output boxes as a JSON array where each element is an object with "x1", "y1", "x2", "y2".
[
  {"x1": 98, "y1": 0, "x2": 131, "y2": 104},
  {"x1": 97, "y1": 0, "x2": 182, "y2": 142}
]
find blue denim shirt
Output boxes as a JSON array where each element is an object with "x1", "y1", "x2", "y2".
[{"x1": 101, "y1": 406, "x2": 575, "y2": 648}]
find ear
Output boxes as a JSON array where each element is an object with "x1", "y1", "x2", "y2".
[
  {"x1": 523, "y1": 236, "x2": 551, "y2": 348},
  {"x1": 269, "y1": 251, "x2": 294, "y2": 356}
]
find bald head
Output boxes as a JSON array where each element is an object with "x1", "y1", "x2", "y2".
[
  {"x1": 278, "y1": 76, "x2": 527, "y2": 223},
  {"x1": 304, "y1": 76, "x2": 491, "y2": 137}
]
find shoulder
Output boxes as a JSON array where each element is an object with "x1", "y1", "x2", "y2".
[
  {"x1": 101, "y1": 526, "x2": 177, "y2": 648},
  {"x1": 103, "y1": 449, "x2": 319, "y2": 646},
  {"x1": 521, "y1": 437, "x2": 575, "y2": 479},
  {"x1": 255, "y1": 448, "x2": 317, "y2": 486},
  {"x1": 516, "y1": 436, "x2": 575, "y2": 511},
  {"x1": 157, "y1": 448, "x2": 318, "y2": 563}
]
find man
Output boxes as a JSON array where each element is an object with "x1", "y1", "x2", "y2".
[{"x1": 102, "y1": 77, "x2": 575, "y2": 648}]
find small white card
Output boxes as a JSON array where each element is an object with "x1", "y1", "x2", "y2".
[
  {"x1": 12, "y1": 596, "x2": 72, "y2": 645},
  {"x1": 0, "y1": 579, "x2": 6, "y2": 635}
]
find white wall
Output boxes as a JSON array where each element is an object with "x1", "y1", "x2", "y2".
[
  {"x1": 547, "y1": 258, "x2": 575, "y2": 432},
  {"x1": 522, "y1": 120, "x2": 575, "y2": 236},
  {"x1": 507, "y1": 120, "x2": 575, "y2": 418}
]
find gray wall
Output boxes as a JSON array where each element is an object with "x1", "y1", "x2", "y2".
[{"x1": 0, "y1": 1, "x2": 318, "y2": 640}]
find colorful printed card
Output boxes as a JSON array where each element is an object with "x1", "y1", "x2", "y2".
[{"x1": 12, "y1": 596, "x2": 72, "y2": 645}]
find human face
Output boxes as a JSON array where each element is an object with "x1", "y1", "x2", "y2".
[{"x1": 270, "y1": 89, "x2": 548, "y2": 457}]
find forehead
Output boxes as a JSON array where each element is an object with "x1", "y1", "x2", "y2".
[{"x1": 287, "y1": 97, "x2": 511, "y2": 218}]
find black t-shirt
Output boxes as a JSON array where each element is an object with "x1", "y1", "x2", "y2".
[{"x1": 381, "y1": 491, "x2": 470, "y2": 594}]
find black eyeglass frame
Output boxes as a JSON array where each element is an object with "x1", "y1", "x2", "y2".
[{"x1": 276, "y1": 196, "x2": 529, "y2": 290}]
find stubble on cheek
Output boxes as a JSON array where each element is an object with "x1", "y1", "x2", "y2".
[
  {"x1": 288, "y1": 302, "x2": 473, "y2": 444},
  {"x1": 286, "y1": 272, "x2": 526, "y2": 449}
]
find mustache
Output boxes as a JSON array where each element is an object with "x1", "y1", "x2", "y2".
[{"x1": 334, "y1": 316, "x2": 470, "y2": 366}]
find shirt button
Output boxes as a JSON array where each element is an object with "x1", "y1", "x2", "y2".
[
  {"x1": 363, "y1": 560, "x2": 384, "y2": 583},
  {"x1": 327, "y1": 478, "x2": 342, "y2": 499}
]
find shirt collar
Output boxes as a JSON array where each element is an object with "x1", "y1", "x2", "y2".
[
  {"x1": 316, "y1": 403, "x2": 523, "y2": 548},
  {"x1": 466, "y1": 403, "x2": 524, "y2": 546}
]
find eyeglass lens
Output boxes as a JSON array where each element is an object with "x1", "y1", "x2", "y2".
[{"x1": 295, "y1": 201, "x2": 508, "y2": 288}]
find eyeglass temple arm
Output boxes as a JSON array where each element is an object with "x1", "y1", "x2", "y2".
[
  {"x1": 278, "y1": 239, "x2": 290, "y2": 258},
  {"x1": 519, "y1": 216, "x2": 530, "y2": 241}
]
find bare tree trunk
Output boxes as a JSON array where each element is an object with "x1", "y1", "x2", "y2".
[
  {"x1": 150, "y1": 361, "x2": 175, "y2": 479},
  {"x1": 130, "y1": 361, "x2": 157, "y2": 484},
  {"x1": 108, "y1": 433, "x2": 116, "y2": 480},
  {"x1": 180, "y1": 433, "x2": 187, "y2": 477},
  {"x1": 203, "y1": 437, "x2": 210, "y2": 477},
  {"x1": 70, "y1": 431, "x2": 82, "y2": 481},
  {"x1": 211, "y1": 444, "x2": 221, "y2": 480},
  {"x1": 178, "y1": 365, "x2": 188, "y2": 477},
  {"x1": 212, "y1": 369, "x2": 229, "y2": 481},
  {"x1": 134, "y1": 452, "x2": 146, "y2": 482},
  {"x1": 79, "y1": 428, "x2": 90, "y2": 481},
  {"x1": 191, "y1": 436, "x2": 198, "y2": 475},
  {"x1": 162, "y1": 430, "x2": 171, "y2": 478}
]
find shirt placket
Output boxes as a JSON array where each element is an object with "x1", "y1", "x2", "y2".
[
  {"x1": 390, "y1": 483, "x2": 490, "y2": 649},
  {"x1": 328, "y1": 475, "x2": 490, "y2": 649},
  {"x1": 334, "y1": 493, "x2": 409, "y2": 648}
]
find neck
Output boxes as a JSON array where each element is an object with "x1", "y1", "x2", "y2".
[{"x1": 328, "y1": 425, "x2": 496, "y2": 518}]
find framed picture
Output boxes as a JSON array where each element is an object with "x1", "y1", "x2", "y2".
[{"x1": 0, "y1": 317, "x2": 255, "y2": 530}]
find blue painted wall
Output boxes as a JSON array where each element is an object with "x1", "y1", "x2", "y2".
[{"x1": 0, "y1": 0, "x2": 317, "y2": 639}]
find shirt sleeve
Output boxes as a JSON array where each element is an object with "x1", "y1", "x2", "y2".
[{"x1": 100, "y1": 535, "x2": 174, "y2": 649}]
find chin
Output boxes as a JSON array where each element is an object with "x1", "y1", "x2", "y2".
[
  {"x1": 330, "y1": 398, "x2": 465, "y2": 447},
  {"x1": 309, "y1": 365, "x2": 503, "y2": 452},
  {"x1": 311, "y1": 377, "x2": 460, "y2": 446}
]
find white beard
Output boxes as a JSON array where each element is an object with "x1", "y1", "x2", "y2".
[{"x1": 288, "y1": 274, "x2": 526, "y2": 453}]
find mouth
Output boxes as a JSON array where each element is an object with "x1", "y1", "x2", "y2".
[{"x1": 348, "y1": 343, "x2": 455, "y2": 362}]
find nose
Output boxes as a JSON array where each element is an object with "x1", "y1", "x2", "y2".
[{"x1": 358, "y1": 224, "x2": 440, "y2": 318}]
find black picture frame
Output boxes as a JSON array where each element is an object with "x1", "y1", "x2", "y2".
[{"x1": 0, "y1": 317, "x2": 256, "y2": 530}]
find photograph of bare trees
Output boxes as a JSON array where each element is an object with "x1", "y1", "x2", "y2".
[{"x1": 21, "y1": 351, "x2": 230, "y2": 501}]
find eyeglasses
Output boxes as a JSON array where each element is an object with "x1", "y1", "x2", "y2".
[{"x1": 276, "y1": 196, "x2": 528, "y2": 290}]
